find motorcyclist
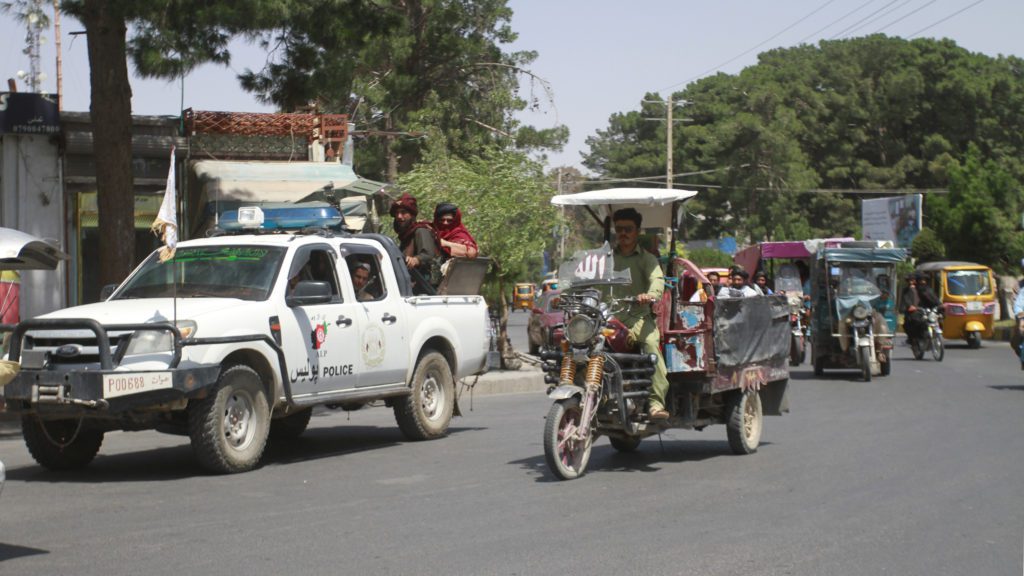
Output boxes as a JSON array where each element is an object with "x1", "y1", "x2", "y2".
[
  {"x1": 608, "y1": 208, "x2": 670, "y2": 420},
  {"x1": 901, "y1": 272, "x2": 940, "y2": 344}
]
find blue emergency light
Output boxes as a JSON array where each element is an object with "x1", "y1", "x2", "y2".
[{"x1": 218, "y1": 204, "x2": 344, "y2": 231}]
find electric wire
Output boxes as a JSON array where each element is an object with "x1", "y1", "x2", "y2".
[
  {"x1": 837, "y1": 0, "x2": 917, "y2": 38},
  {"x1": 658, "y1": 0, "x2": 839, "y2": 92},
  {"x1": 796, "y1": 0, "x2": 879, "y2": 44},
  {"x1": 907, "y1": 0, "x2": 986, "y2": 38},
  {"x1": 872, "y1": 0, "x2": 939, "y2": 33},
  {"x1": 829, "y1": 0, "x2": 903, "y2": 39}
]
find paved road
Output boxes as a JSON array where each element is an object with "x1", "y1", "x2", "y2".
[{"x1": 1, "y1": 340, "x2": 1022, "y2": 575}]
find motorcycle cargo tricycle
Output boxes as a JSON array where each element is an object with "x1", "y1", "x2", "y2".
[{"x1": 540, "y1": 189, "x2": 790, "y2": 480}]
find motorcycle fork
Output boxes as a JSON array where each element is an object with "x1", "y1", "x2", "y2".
[{"x1": 576, "y1": 355, "x2": 605, "y2": 439}]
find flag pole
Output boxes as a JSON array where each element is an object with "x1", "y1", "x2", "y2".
[{"x1": 152, "y1": 146, "x2": 179, "y2": 328}]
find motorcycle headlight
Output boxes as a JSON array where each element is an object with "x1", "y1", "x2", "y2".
[
  {"x1": 124, "y1": 320, "x2": 197, "y2": 356},
  {"x1": 852, "y1": 304, "x2": 869, "y2": 320},
  {"x1": 566, "y1": 314, "x2": 599, "y2": 345}
]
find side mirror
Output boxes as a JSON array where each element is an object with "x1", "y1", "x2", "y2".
[
  {"x1": 286, "y1": 280, "x2": 333, "y2": 307},
  {"x1": 99, "y1": 284, "x2": 118, "y2": 301}
]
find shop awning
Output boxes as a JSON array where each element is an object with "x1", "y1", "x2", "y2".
[{"x1": 193, "y1": 160, "x2": 378, "y2": 202}]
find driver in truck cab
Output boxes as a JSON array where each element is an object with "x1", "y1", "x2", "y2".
[{"x1": 609, "y1": 208, "x2": 670, "y2": 420}]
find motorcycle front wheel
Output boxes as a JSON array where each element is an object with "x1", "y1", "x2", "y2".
[
  {"x1": 543, "y1": 397, "x2": 594, "y2": 480},
  {"x1": 931, "y1": 332, "x2": 944, "y2": 361},
  {"x1": 859, "y1": 346, "x2": 872, "y2": 382}
]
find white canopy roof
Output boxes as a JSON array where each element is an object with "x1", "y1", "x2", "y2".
[{"x1": 551, "y1": 188, "x2": 698, "y2": 229}]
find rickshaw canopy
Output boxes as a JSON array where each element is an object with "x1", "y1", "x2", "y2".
[
  {"x1": 0, "y1": 228, "x2": 69, "y2": 270},
  {"x1": 819, "y1": 247, "x2": 908, "y2": 263},
  {"x1": 550, "y1": 188, "x2": 697, "y2": 230}
]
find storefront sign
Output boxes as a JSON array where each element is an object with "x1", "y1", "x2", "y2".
[{"x1": 0, "y1": 92, "x2": 60, "y2": 135}]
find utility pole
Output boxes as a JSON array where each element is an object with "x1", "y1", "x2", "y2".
[
  {"x1": 666, "y1": 94, "x2": 673, "y2": 191},
  {"x1": 54, "y1": 0, "x2": 61, "y2": 110}
]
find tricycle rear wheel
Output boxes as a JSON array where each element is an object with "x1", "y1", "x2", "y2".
[{"x1": 726, "y1": 389, "x2": 762, "y2": 455}]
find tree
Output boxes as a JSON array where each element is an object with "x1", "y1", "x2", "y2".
[
  {"x1": 925, "y1": 145, "x2": 1024, "y2": 273},
  {"x1": 582, "y1": 35, "x2": 1024, "y2": 261},
  {"x1": 909, "y1": 227, "x2": 945, "y2": 263},
  {"x1": 238, "y1": 0, "x2": 566, "y2": 182},
  {"x1": 59, "y1": 0, "x2": 291, "y2": 287}
]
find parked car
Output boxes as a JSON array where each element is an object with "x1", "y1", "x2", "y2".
[{"x1": 527, "y1": 289, "x2": 563, "y2": 354}]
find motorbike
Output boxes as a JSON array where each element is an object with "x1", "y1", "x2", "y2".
[
  {"x1": 910, "y1": 307, "x2": 944, "y2": 361},
  {"x1": 542, "y1": 285, "x2": 656, "y2": 480}
]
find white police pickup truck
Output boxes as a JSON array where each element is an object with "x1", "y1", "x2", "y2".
[{"x1": 3, "y1": 206, "x2": 490, "y2": 473}]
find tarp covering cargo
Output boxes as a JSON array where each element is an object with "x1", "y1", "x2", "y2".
[{"x1": 713, "y1": 294, "x2": 791, "y2": 368}]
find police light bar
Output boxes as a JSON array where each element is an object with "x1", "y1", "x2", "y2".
[{"x1": 218, "y1": 205, "x2": 344, "y2": 231}]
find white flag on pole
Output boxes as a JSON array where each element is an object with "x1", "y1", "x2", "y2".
[{"x1": 151, "y1": 146, "x2": 178, "y2": 262}]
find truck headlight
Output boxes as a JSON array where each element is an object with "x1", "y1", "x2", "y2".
[
  {"x1": 566, "y1": 314, "x2": 598, "y2": 345},
  {"x1": 124, "y1": 320, "x2": 197, "y2": 356}
]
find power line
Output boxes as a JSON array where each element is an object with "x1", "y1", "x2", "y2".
[
  {"x1": 837, "y1": 0, "x2": 917, "y2": 38},
  {"x1": 873, "y1": 0, "x2": 939, "y2": 33},
  {"x1": 907, "y1": 0, "x2": 986, "y2": 38},
  {"x1": 829, "y1": 0, "x2": 902, "y2": 39},
  {"x1": 796, "y1": 0, "x2": 878, "y2": 44},
  {"x1": 658, "y1": 0, "x2": 839, "y2": 92}
]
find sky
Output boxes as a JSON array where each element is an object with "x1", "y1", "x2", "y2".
[{"x1": 2, "y1": 0, "x2": 1021, "y2": 174}]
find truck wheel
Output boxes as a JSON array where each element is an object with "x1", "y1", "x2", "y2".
[
  {"x1": 22, "y1": 416, "x2": 104, "y2": 470},
  {"x1": 726, "y1": 389, "x2": 762, "y2": 455},
  {"x1": 188, "y1": 364, "x2": 270, "y2": 474},
  {"x1": 269, "y1": 408, "x2": 313, "y2": 441},
  {"x1": 394, "y1": 351, "x2": 454, "y2": 440},
  {"x1": 609, "y1": 435, "x2": 642, "y2": 453}
]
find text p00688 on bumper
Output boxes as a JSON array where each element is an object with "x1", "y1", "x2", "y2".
[{"x1": 3, "y1": 366, "x2": 222, "y2": 413}]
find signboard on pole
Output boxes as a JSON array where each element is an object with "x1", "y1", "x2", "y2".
[
  {"x1": 861, "y1": 194, "x2": 922, "y2": 248},
  {"x1": 0, "y1": 93, "x2": 60, "y2": 135}
]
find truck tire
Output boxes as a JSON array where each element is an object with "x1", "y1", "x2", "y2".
[
  {"x1": 394, "y1": 351, "x2": 454, "y2": 440},
  {"x1": 726, "y1": 389, "x2": 762, "y2": 455},
  {"x1": 22, "y1": 416, "x2": 104, "y2": 470},
  {"x1": 269, "y1": 408, "x2": 313, "y2": 441},
  {"x1": 188, "y1": 364, "x2": 270, "y2": 474}
]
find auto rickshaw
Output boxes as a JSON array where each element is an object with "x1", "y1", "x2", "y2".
[
  {"x1": 810, "y1": 242, "x2": 907, "y2": 381},
  {"x1": 539, "y1": 188, "x2": 790, "y2": 479},
  {"x1": 914, "y1": 261, "x2": 996, "y2": 348},
  {"x1": 513, "y1": 282, "x2": 536, "y2": 311}
]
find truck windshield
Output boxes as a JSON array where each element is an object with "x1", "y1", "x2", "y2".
[{"x1": 113, "y1": 246, "x2": 286, "y2": 301}]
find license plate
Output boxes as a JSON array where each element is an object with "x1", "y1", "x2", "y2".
[
  {"x1": 966, "y1": 301, "x2": 983, "y2": 312},
  {"x1": 102, "y1": 372, "x2": 173, "y2": 398}
]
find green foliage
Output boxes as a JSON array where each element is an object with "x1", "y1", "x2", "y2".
[
  {"x1": 909, "y1": 227, "x2": 946, "y2": 263},
  {"x1": 398, "y1": 147, "x2": 559, "y2": 298},
  {"x1": 237, "y1": 0, "x2": 567, "y2": 181},
  {"x1": 683, "y1": 247, "x2": 734, "y2": 269},
  {"x1": 583, "y1": 35, "x2": 1024, "y2": 269},
  {"x1": 925, "y1": 145, "x2": 1024, "y2": 273}
]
